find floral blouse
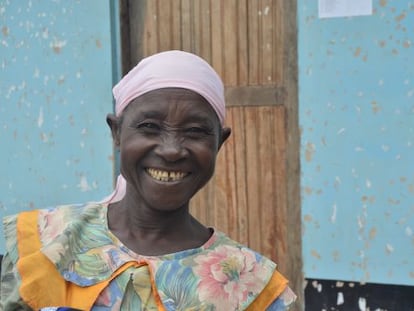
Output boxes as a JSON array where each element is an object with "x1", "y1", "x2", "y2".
[{"x1": 0, "y1": 203, "x2": 296, "y2": 310}]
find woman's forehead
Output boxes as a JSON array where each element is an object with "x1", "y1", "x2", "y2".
[{"x1": 123, "y1": 88, "x2": 220, "y2": 123}]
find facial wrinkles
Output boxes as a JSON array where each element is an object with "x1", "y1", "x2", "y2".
[
  {"x1": 123, "y1": 106, "x2": 218, "y2": 147},
  {"x1": 155, "y1": 125, "x2": 189, "y2": 161},
  {"x1": 154, "y1": 125, "x2": 216, "y2": 186},
  {"x1": 127, "y1": 88, "x2": 217, "y2": 121},
  {"x1": 120, "y1": 125, "x2": 212, "y2": 188},
  {"x1": 119, "y1": 89, "x2": 220, "y2": 160}
]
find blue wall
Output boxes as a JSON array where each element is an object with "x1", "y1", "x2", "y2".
[
  {"x1": 0, "y1": 1, "x2": 119, "y2": 251},
  {"x1": 2, "y1": 0, "x2": 414, "y2": 288},
  {"x1": 299, "y1": 1, "x2": 414, "y2": 285}
]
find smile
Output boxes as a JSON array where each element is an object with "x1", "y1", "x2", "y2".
[{"x1": 146, "y1": 168, "x2": 188, "y2": 182}]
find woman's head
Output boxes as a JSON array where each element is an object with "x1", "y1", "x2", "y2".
[
  {"x1": 113, "y1": 50, "x2": 226, "y2": 125},
  {"x1": 103, "y1": 50, "x2": 231, "y2": 206}
]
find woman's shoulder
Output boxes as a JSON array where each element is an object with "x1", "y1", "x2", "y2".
[
  {"x1": 2, "y1": 202, "x2": 107, "y2": 263},
  {"x1": 21, "y1": 202, "x2": 118, "y2": 286},
  {"x1": 37, "y1": 202, "x2": 107, "y2": 241},
  {"x1": 205, "y1": 232, "x2": 296, "y2": 310},
  {"x1": 152, "y1": 230, "x2": 286, "y2": 310}
]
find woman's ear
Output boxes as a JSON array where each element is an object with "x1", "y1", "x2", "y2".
[
  {"x1": 106, "y1": 114, "x2": 121, "y2": 147},
  {"x1": 218, "y1": 127, "x2": 231, "y2": 150}
]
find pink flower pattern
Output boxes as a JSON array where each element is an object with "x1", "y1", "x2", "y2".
[
  {"x1": 194, "y1": 244, "x2": 267, "y2": 310},
  {"x1": 39, "y1": 208, "x2": 68, "y2": 241}
]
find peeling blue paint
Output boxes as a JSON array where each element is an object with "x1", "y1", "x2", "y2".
[
  {"x1": 0, "y1": 1, "x2": 119, "y2": 251},
  {"x1": 299, "y1": 1, "x2": 414, "y2": 285}
]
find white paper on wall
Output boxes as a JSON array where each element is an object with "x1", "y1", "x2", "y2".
[{"x1": 318, "y1": 0, "x2": 373, "y2": 19}]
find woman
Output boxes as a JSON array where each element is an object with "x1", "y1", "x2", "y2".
[{"x1": 0, "y1": 50, "x2": 296, "y2": 310}]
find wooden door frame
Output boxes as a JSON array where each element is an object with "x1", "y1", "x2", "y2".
[{"x1": 117, "y1": 1, "x2": 302, "y2": 308}]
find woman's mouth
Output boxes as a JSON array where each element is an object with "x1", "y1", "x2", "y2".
[{"x1": 146, "y1": 168, "x2": 189, "y2": 182}]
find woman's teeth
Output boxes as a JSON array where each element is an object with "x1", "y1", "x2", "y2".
[{"x1": 146, "y1": 168, "x2": 187, "y2": 182}]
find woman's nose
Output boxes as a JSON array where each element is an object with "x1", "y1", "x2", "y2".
[{"x1": 154, "y1": 134, "x2": 188, "y2": 162}]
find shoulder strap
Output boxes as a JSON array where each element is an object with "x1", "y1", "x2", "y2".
[
  {"x1": 246, "y1": 270, "x2": 288, "y2": 310},
  {"x1": 16, "y1": 210, "x2": 135, "y2": 310}
]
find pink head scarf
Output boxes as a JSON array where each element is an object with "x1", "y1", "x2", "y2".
[
  {"x1": 100, "y1": 50, "x2": 226, "y2": 203},
  {"x1": 113, "y1": 50, "x2": 225, "y2": 124}
]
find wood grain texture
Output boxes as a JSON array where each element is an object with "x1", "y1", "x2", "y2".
[{"x1": 127, "y1": 0, "x2": 285, "y2": 87}]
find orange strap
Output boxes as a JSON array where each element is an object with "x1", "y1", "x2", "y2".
[
  {"x1": 16, "y1": 210, "x2": 136, "y2": 310},
  {"x1": 246, "y1": 270, "x2": 288, "y2": 310}
]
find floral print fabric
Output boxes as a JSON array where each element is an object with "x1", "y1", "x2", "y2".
[
  {"x1": 194, "y1": 244, "x2": 270, "y2": 309},
  {"x1": 1, "y1": 203, "x2": 296, "y2": 310}
]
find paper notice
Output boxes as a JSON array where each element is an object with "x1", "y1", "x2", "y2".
[{"x1": 318, "y1": 0, "x2": 373, "y2": 19}]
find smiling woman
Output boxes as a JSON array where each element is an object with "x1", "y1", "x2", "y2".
[
  {"x1": 0, "y1": 50, "x2": 296, "y2": 310},
  {"x1": 107, "y1": 88, "x2": 225, "y2": 216}
]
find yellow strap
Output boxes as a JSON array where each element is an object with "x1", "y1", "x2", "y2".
[
  {"x1": 16, "y1": 210, "x2": 137, "y2": 310},
  {"x1": 17, "y1": 210, "x2": 66, "y2": 308},
  {"x1": 245, "y1": 270, "x2": 288, "y2": 310}
]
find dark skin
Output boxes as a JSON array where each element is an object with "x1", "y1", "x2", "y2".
[{"x1": 106, "y1": 88, "x2": 231, "y2": 256}]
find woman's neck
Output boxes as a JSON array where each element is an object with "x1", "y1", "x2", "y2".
[{"x1": 106, "y1": 197, "x2": 211, "y2": 256}]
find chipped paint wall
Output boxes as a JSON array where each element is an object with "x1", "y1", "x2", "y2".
[
  {"x1": 299, "y1": 1, "x2": 414, "y2": 285},
  {"x1": 0, "y1": 1, "x2": 120, "y2": 251}
]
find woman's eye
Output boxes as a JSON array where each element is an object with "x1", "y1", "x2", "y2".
[
  {"x1": 136, "y1": 122, "x2": 161, "y2": 131},
  {"x1": 185, "y1": 127, "x2": 212, "y2": 136},
  {"x1": 143, "y1": 123, "x2": 159, "y2": 129},
  {"x1": 188, "y1": 127, "x2": 204, "y2": 133}
]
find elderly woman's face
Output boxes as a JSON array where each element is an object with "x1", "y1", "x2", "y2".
[{"x1": 111, "y1": 88, "x2": 229, "y2": 211}]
